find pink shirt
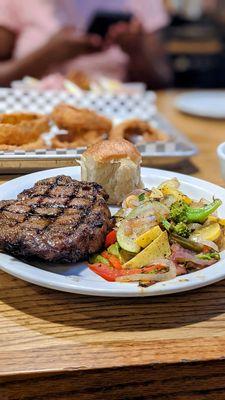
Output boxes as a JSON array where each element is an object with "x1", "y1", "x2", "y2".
[{"x1": 0, "y1": 0, "x2": 168, "y2": 80}]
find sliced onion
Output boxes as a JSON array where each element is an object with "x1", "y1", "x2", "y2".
[
  {"x1": 191, "y1": 198, "x2": 209, "y2": 208},
  {"x1": 127, "y1": 189, "x2": 147, "y2": 196},
  {"x1": 149, "y1": 259, "x2": 177, "y2": 280},
  {"x1": 117, "y1": 259, "x2": 177, "y2": 283},
  {"x1": 196, "y1": 239, "x2": 219, "y2": 252},
  {"x1": 191, "y1": 235, "x2": 219, "y2": 251},
  {"x1": 122, "y1": 190, "x2": 147, "y2": 208},
  {"x1": 149, "y1": 188, "x2": 163, "y2": 199},
  {"x1": 188, "y1": 223, "x2": 202, "y2": 231},
  {"x1": 163, "y1": 194, "x2": 176, "y2": 208},
  {"x1": 159, "y1": 178, "x2": 180, "y2": 190},
  {"x1": 122, "y1": 195, "x2": 139, "y2": 209},
  {"x1": 117, "y1": 274, "x2": 161, "y2": 282}
]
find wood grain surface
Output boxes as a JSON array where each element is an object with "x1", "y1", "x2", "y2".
[{"x1": 1, "y1": 90, "x2": 225, "y2": 399}]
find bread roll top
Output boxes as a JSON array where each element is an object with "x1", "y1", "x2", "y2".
[{"x1": 83, "y1": 139, "x2": 141, "y2": 164}]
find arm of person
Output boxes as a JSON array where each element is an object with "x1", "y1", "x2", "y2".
[
  {"x1": 0, "y1": 27, "x2": 102, "y2": 86},
  {"x1": 0, "y1": 41, "x2": 62, "y2": 86},
  {"x1": 0, "y1": 27, "x2": 16, "y2": 61},
  {"x1": 106, "y1": 21, "x2": 173, "y2": 89},
  {"x1": 126, "y1": 30, "x2": 173, "y2": 89}
]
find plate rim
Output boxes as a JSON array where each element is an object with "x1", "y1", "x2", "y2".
[
  {"x1": 175, "y1": 90, "x2": 225, "y2": 119},
  {"x1": 0, "y1": 166, "x2": 225, "y2": 297}
]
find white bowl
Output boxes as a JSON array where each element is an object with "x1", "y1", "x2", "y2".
[{"x1": 217, "y1": 142, "x2": 225, "y2": 181}]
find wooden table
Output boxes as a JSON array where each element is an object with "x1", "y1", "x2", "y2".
[{"x1": 1, "y1": 90, "x2": 225, "y2": 400}]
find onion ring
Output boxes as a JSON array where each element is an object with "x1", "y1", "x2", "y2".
[
  {"x1": 0, "y1": 112, "x2": 49, "y2": 146},
  {"x1": 52, "y1": 130, "x2": 105, "y2": 148},
  {"x1": 0, "y1": 137, "x2": 48, "y2": 150},
  {"x1": 51, "y1": 103, "x2": 112, "y2": 134},
  {"x1": 109, "y1": 118, "x2": 168, "y2": 143}
]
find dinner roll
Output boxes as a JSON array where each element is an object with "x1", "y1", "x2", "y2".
[{"x1": 80, "y1": 139, "x2": 143, "y2": 205}]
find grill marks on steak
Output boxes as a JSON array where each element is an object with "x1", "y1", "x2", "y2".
[{"x1": 0, "y1": 175, "x2": 112, "y2": 262}]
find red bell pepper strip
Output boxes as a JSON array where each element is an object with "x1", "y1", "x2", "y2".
[
  {"x1": 144, "y1": 264, "x2": 165, "y2": 273},
  {"x1": 101, "y1": 251, "x2": 122, "y2": 270},
  {"x1": 88, "y1": 263, "x2": 121, "y2": 281},
  {"x1": 105, "y1": 230, "x2": 117, "y2": 248},
  {"x1": 88, "y1": 263, "x2": 165, "y2": 282}
]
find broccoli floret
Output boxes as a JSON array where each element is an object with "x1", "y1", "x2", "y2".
[
  {"x1": 170, "y1": 201, "x2": 189, "y2": 223},
  {"x1": 173, "y1": 222, "x2": 190, "y2": 238},
  {"x1": 169, "y1": 199, "x2": 222, "y2": 224},
  {"x1": 162, "y1": 219, "x2": 190, "y2": 237}
]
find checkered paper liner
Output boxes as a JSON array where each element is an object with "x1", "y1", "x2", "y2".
[
  {"x1": 0, "y1": 88, "x2": 156, "y2": 118},
  {"x1": 0, "y1": 88, "x2": 197, "y2": 165}
]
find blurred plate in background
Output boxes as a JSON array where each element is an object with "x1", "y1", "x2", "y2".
[{"x1": 175, "y1": 90, "x2": 225, "y2": 119}]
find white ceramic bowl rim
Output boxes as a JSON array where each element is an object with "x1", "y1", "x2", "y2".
[{"x1": 217, "y1": 142, "x2": 225, "y2": 160}]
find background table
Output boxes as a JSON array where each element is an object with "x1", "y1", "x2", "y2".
[{"x1": 1, "y1": 90, "x2": 225, "y2": 400}]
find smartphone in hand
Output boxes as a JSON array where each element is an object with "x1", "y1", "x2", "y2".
[{"x1": 87, "y1": 11, "x2": 133, "y2": 38}]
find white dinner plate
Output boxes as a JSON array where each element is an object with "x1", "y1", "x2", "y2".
[
  {"x1": 0, "y1": 166, "x2": 225, "y2": 297},
  {"x1": 175, "y1": 90, "x2": 225, "y2": 119}
]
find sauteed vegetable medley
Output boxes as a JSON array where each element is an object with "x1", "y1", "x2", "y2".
[{"x1": 88, "y1": 178, "x2": 225, "y2": 286}]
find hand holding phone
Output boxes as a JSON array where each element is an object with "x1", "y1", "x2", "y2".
[
  {"x1": 47, "y1": 28, "x2": 103, "y2": 63},
  {"x1": 87, "y1": 11, "x2": 133, "y2": 38},
  {"x1": 106, "y1": 19, "x2": 143, "y2": 55}
]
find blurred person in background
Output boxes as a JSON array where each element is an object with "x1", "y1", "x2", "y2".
[{"x1": 0, "y1": 0, "x2": 172, "y2": 89}]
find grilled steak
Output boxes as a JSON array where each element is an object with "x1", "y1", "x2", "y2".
[{"x1": 0, "y1": 175, "x2": 113, "y2": 262}]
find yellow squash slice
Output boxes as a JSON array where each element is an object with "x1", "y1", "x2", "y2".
[
  {"x1": 190, "y1": 222, "x2": 221, "y2": 242},
  {"x1": 124, "y1": 231, "x2": 171, "y2": 269},
  {"x1": 207, "y1": 215, "x2": 225, "y2": 226},
  {"x1": 135, "y1": 225, "x2": 162, "y2": 248}
]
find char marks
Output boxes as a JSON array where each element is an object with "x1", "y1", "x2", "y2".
[{"x1": 0, "y1": 175, "x2": 112, "y2": 262}]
